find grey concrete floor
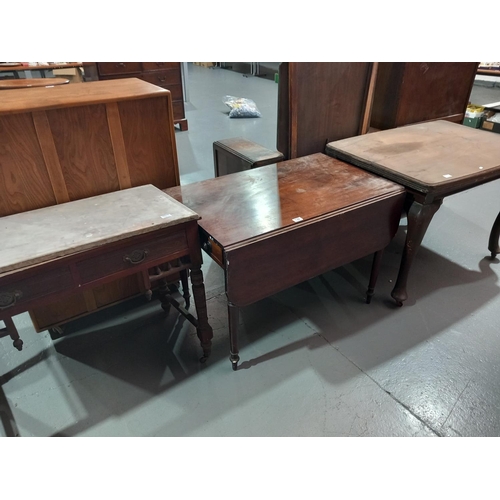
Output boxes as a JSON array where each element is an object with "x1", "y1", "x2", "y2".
[{"x1": 1, "y1": 65, "x2": 500, "y2": 437}]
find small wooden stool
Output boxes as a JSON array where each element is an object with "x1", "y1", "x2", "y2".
[
  {"x1": 0, "y1": 77, "x2": 70, "y2": 90},
  {"x1": 213, "y1": 137, "x2": 285, "y2": 177}
]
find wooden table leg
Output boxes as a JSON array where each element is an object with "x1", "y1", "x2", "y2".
[
  {"x1": 190, "y1": 265, "x2": 213, "y2": 362},
  {"x1": 180, "y1": 268, "x2": 191, "y2": 309},
  {"x1": 391, "y1": 198, "x2": 442, "y2": 306},
  {"x1": 0, "y1": 317, "x2": 23, "y2": 351},
  {"x1": 488, "y1": 212, "x2": 500, "y2": 258},
  {"x1": 227, "y1": 301, "x2": 240, "y2": 371},
  {"x1": 366, "y1": 248, "x2": 384, "y2": 304}
]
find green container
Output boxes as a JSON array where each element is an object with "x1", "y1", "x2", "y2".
[{"x1": 463, "y1": 116, "x2": 484, "y2": 128}]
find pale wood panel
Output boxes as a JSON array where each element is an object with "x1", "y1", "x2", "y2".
[
  {"x1": 0, "y1": 78, "x2": 169, "y2": 116},
  {"x1": 46, "y1": 104, "x2": 120, "y2": 200},
  {"x1": 32, "y1": 110, "x2": 71, "y2": 204},
  {"x1": 119, "y1": 96, "x2": 180, "y2": 189},
  {"x1": 106, "y1": 102, "x2": 132, "y2": 189},
  {"x1": 0, "y1": 114, "x2": 56, "y2": 216}
]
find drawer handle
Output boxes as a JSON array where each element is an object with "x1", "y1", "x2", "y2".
[
  {"x1": 156, "y1": 63, "x2": 165, "y2": 67},
  {"x1": 116, "y1": 63, "x2": 126, "y2": 68},
  {"x1": 202, "y1": 241, "x2": 212, "y2": 254},
  {"x1": 0, "y1": 290, "x2": 23, "y2": 310},
  {"x1": 158, "y1": 77, "x2": 167, "y2": 83},
  {"x1": 123, "y1": 249, "x2": 149, "y2": 265}
]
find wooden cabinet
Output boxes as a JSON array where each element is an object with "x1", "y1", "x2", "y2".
[
  {"x1": 95, "y1": 62, "x2": 188, "y2": 131},
  {"x1": 0, "y1": 78, "x2": 181, "y2": 331},
  {"x1": 277, "y1": 63, "x2": 378, "y2": 159},
  {"x1": 371, "y1": 62, "x2": 479, "y2": 130}
]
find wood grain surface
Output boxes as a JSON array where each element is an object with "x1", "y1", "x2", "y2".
[
  {"x1": 166, "y1": 153, "x2": 404, "y2": 248},
  {"x1": 0, "y1": 78, "x2": 169, "y2": 115},
  {"x1": 326, "y1": 120, "x2": 500, "y2": 194},
  {"x1": 0, "y1": 113, "x2": 57, "y2": 216}
]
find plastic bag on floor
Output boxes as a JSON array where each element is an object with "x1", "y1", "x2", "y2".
[{"x1": 223, "y1": 95, "x2": 261, "y2": 118}]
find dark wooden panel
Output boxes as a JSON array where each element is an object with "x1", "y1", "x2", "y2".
[
  {"x1": 77, "y1": 230, "x2": 188, "y2": 284},
  {"x1": 371, "y1": 62, "x2": 478, "y2": 129},
  {"x1": 0, "y1": 266, "x2": 74, "y2": 312},
  {"x1": 226, "y1": 194, "x2": 404, "y2": 306},
  {"x1": 47, "y1": 104, "x2": 120, "y2": 200},
  {"x1": 278, "y1": 63, "x2": 374, "y2": 159},
  {"x1": 92, "y1": 274, "x2": 143, "y2": 309},
  {"x1": 0, "y1": 114, "x2": 56, "y2": 216},
  {"x1": 97, "y1": 62, "x2": 142, "y2": 76},
  {"x1": 142, "y1": 62, "x2": 179, "y2": 72},
  {"x1": 139, "y1": 69, "x2": 181, "y2": 87},
  {"x1": 119, "y1": 96, "x2": 179, "y2": 188},
  {"x1": 172, "y1": 101, "x2": 185, "y2": 121}
]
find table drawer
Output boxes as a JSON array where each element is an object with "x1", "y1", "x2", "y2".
[
  {"x1": 142, "y1": 62, "x2": 179, "y2": 72},
  {"x1": 97, "y1": 62, "x2": 142, "y2": 76},
  {"x1": 0, "y1": 267, "x2": 74, "y2": 312},
  {"x1": 76, "y1": 230, "x2": 189, "y2": 284},
  {"x1": 139, "y1": 69, "x2": 181, "y2": 87}
]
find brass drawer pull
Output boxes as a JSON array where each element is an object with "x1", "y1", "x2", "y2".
[
  {"x1": 158, "y1": 77, "x2": 167, "y2": 83},
  {"x1": 116, "y1": 63, "x2": 126, "y2": 68},
  {"x1": 123, "y1": 249, "x2": 149, "y2": 265},
  {"x1": 0, "y1": 290, "x2": 23, "y2": 310}
]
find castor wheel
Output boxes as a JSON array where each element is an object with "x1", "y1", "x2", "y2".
[
  {"x1": 200, "y1": 355, "x2": 208, "y2": 363},
  {"x1": 13, "y1": 338, "x2": 23, "y2": 351},
  {"x1": 366, "y1": 294, "x2": 373, "y2": 304},
  {"x1": 230, "y1": 353, "x2": 240, "y2": 371},
  {"x1": 395, "y1": 300, "x2": 403, "y2": 307},
  {"x1": 161, "y1": 302, "x2": 171, "y2": 314},
  {"x1": 49, "y1": 326, "x2": 64, "y2": 338},
  {"x1": 491, "y1": 252, "x2": 498, "y2": 259}
]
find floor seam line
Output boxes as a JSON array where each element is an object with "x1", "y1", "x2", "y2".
[{"x1": 311, "y1": 327, "x2": 442, "y2": 437}]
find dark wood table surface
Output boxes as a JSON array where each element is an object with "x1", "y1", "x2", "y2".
[
  {"x1": 326, "y1": 120, "x2": 500, "y2": 305},
  {"x1": 165, "y1": 153, "x2": 405, "y2": 369}
]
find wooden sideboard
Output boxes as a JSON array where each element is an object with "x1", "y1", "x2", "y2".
[
  {"x1": 94, "y1": 63, "x2": 188, "y2": 131},
  {"x1": 370, "y1": 62, "x2": 479, "y2": 129},
  {"x1": 0, "y1": 78, "x2": 181, "y2": 332}
]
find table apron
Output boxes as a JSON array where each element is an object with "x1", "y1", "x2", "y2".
[{"x1": 224, "y1": 194, "x2": 404, "y2": 306}]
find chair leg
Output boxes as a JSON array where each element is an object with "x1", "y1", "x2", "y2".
[
  {"x1": 366, "y1": 249, "x2": 384, "y2": 304},
  {"x1": 0, "y1": 317, "x2": 23, "y2": 351}
]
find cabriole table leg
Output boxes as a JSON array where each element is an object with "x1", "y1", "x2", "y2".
[
  {"x1": 488, "y1": 212, "x2": 500, "y2": 258},
  {"x1": 391, "y1": 198, "x2": 442, "y2": 306}
]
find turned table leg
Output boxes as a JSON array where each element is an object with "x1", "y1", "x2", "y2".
[
  {"x1": 488, "y1": 212, "x2": 500, "y2": 258},
  {"x1": 391, "y1": 198, "x2": 442, "y2": 306},
  {"x1": 227, "y1": 301, "x2": 240, "y2": 371},
  {"x1": 0, "y1": 317, "x2": 23, "y2": 351},
  {"x1": 180, "y1": 268, "x2": 191, "y2": 309},
  {"x1": 190, "y1": 266, "x2": 213, "y2": 362},
  {"x1": 366, "y1": 249, "x2": 384, "y2": 304}
]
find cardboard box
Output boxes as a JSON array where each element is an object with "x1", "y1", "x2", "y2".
[{"x1": 52, "y1": 67, "x2": 84, "y2": 83}]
